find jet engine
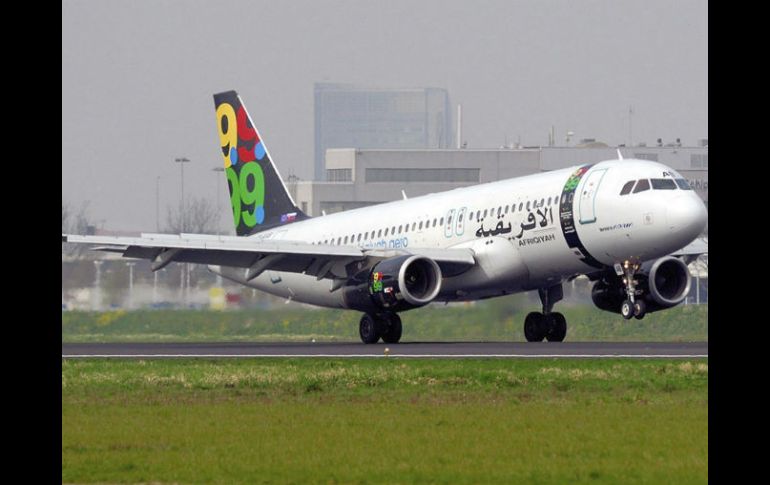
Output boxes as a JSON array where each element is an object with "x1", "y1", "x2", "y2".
[
  {"x1": 343, "y1": 255, "x2": 442, "y2": 313},
  {"x1": 592, "y1": 256, "x2": 692, "y2": 315}
]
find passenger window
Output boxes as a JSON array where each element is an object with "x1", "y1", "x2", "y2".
[
  {"x1": 343, "y1": 236, "x2": 348, "y2": 244},
  {"x1": 632, "y1": 179, "x2": 650, "y2": 193},
  {"x1": 526, "y1": 201, "x2": 530, "y2": 211},
  {"x1": 439, "y1": 217, "x2": 444, "y2": 226},
  {"x1": 540, "y1": 198, "x2": 544, "y2": 207},
  {"x1": 337, "y1": 237, "x2": 341, "y2": 245},
  {"x1": 675, "y1": 178, "x2": 693, "y2": 190},
  {"x1": 497, "y1": 207, "x2": 502, "y2": 216},
  {"x1": 392, "y1": 226, "x2": 396, "y2": 234},
  {"x1": 476, "y1": 210, "x2": 481, "y2": 220},
  {"x1": 433, "y1": 219, "x2": 437, "y2": 227},
  {"x1": 398, "y1": 225, "x2": 403, "y2": 233},
  {"x1": 384, "y1": 228, "x2": 389, "y2": 236},
  {"x1": 483, "y1": 209, "x2": 487, "y2": 218},
  {"x1": 505, "y1": 205, "x2": 509, "y2": 214},
  {"x1": 357, "y1": 234, "x2": 361, "y2": 242},
  {"x1": 412, "y1": 222, "x2": 416, "y2": 231},
  {"x1": 547, "y1": 197, "x2": 551, "y2": 206},
  {"x1": 620, "y1": 181, "x2": 635, "y2": 195},
  {"x1": 651, "y1": 178, "x2": 677, "y2": 190},
  {"x1": 377, "y1": 229, "x2": 382, "y2": 237},
  {"x1": 419, "y1": 221, "x2": 423, "y2": 230}
]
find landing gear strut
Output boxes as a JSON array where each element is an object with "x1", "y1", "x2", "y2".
[
  {"x1": 524, "y1": 284, "x2": 567, "y2": 342},
  {"x1": 618, "y1": 260, "x2": 646, "y2": 320},
  {"x1": 359, "y1": 312, "x2": 402, "y2": 344}
]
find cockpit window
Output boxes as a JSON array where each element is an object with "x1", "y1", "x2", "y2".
[
  {"x1": 675, "y1": 178, "x2": 693, "y2": 190},
  {"x1": 619, "y1": 181, "x2": 635, "y2": 195},
  {"x1": 651, "y1": 178, "x2": 677, "y2": 190},
  {"x1": 632, "y1": 179, "x2": 650, "y2": 193}
]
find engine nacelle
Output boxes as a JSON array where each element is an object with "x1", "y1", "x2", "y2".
[
  {"x1": 592, "y1": 256, "x2": 692, "y2": 314},
  {"x1": 343, "y1": 255, "x2": 442, "y2": 313}
]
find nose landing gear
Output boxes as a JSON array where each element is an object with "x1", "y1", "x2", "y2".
[{"x1": 618, "y1": 260, "x2": 646, "y2": 320}]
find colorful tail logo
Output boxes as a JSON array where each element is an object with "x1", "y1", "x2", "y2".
[
  {"x1": 216, "y1": 96, "x2": 267, "y2": 231},
  {"x1": 214, "y1": 90, "x2": 309, "y2": 236}
]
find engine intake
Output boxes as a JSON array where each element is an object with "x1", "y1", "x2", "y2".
[
  {"x1": 343, "y1": 255, "x2": 442, "y2": 312},
  {"x1": 645, "y1": 256, "x2": 692, "y2": 307}
]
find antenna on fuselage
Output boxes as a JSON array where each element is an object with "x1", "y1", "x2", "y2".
[{"x1": 616, "y1": 148, "x2": 624, "y2": 160}]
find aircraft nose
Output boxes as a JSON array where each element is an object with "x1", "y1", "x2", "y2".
[{"x1": 666, "y1": 195, "x2": 707, "y2": 238}]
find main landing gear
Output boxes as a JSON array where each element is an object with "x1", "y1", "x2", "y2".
[
  {"x1": 524, "y1": 284, "x2": 567, "y2": 342},
  {"x1": 618, "y1": 260, "x2": 646, "y2": 320},
  {"x1": 359, "y1": 312, "x2": 402, "y2": 344}
]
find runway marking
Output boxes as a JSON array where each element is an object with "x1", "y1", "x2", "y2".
[{"x1": 62, "y1": 354, "x2": 708, "y2": 359}]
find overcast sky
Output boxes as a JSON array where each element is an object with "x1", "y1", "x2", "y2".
[{"x1": 62, "y1": 0, "x2": 707, "y2": 232}]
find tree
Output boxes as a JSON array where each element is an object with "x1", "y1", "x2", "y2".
[
  {"x1": 62, "y1": 200, "x2": 71, "y2": 233},
  {"x1": 62, "y1": 200, "x2": 94, "y2": 258},
  {"x1": 165, "y1": 196, "x2": 220, "y2": 234}
]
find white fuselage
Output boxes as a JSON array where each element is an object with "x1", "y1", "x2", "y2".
[{"x1": 216, "y1": 159, "x2": 707, "y2": 310}]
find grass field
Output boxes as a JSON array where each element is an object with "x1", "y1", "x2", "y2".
[
  {"x1": 62, "y1": 298, "x2": 708, "y2": 343},
  {"x1": 62, "y1": 358, "x2": 708, "y2": 484}
]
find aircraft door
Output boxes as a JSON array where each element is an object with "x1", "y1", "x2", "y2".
[
  {"x1": 578, "y1": 168, "x2": 608, "y2": 224},
  {"x1": 444, "y1": 209, "x2": 456, "y2": 238},
  {"x1": 455, "y1": 207, "x2": 467, "y2": 236}
]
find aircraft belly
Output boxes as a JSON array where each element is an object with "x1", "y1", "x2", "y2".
[{"x1": 215, "y1": 266, "x2": 346, "y2": 308}]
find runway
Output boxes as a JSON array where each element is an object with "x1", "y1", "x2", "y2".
[{"x1": 62, "y1": 341, "x2": 708, "y2": 358}]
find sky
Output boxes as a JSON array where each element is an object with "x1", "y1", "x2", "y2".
[{"x1": 62, "y1": 0, "x2": 707, "y2": 232}]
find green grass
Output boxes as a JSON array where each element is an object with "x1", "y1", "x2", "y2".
[
  {"x1": 62, "y1": 298, "x2": 708, "y2": 343},
  {"x1": 62, "y1": 358, "x2": 708, "y2": 484}
]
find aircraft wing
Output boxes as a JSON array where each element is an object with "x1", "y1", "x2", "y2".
[{"x1": 62, "y1": 233, "x2": 476, "y2": 280}]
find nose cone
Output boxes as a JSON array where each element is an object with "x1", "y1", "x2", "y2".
[{"x1": 666, "y1": 195, "x2": 707, "y2": 242}]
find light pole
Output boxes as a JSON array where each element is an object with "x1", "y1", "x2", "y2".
[
  {"x1": 174, "y1": 157, "x2": 191, "y2": 233},
  {"x1": 212, "y1": 167, "x2": 225, "y2": 236},
  {"x1": 93, "y1": 260, "x2": 103, "y2": 311},
  {"x1": 126, "y1": 262, "x2": 136, "y2": 309},
  {"x1": 155, "y1": 176, "x2": 161, "y2": 232},
  {"x1": 174, "y1": 157, "x2": 191, "y2": 307},
  {"x1": 153, "y1": 269, "x2": 158, "y2": 305}
]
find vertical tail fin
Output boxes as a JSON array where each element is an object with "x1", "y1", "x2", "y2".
[{"x1": 213, "y1": 90, "x2": 309, "y2": 236}]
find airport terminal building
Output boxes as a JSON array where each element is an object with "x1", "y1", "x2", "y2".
[{"x1": 288, "y1": 144, "x2": 709, "y2": 217}]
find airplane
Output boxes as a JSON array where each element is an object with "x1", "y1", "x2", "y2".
[{"x1": 62, "y1": 90, "x2": 708, "y2": 344}]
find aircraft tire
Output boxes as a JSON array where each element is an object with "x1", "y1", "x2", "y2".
[
  {"x1": 524, "y1": 312, "x2": 546, "y2": 342},
  {"x1": 633, "y1": 300, "x2": 647, "y2": 320},
  {"x1": 545, "y1": 312, "x2": 567, "y2": 342},
  {"x1": 621, "y1": 300, "x2": 634, "y2": 320},
  {"x1": 380, "y1": 313, "x2": 403, "y2": 344},
  {"x1": 359, "y1": 314, "x2": 381, "y2": 344}
]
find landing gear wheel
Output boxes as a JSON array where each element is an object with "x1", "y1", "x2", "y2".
[
  {"x1": 359, "y1": 314, "x2": 381, "y2": 344},
  {"x1": 381, "y1": 313, "x2": 403, "y2": 344},
  {"x1": 546, "y1": 312, "x2": 567, "y2": 342},
  {"x1": 633, "y1": 300, "x2": 647, "y2": 320},
  {"x1": 621, "y1": 300, "x2": 634, "y2": 320},
  {"x1": 524, "y1": 312, "x2": 547, "y2": 342}
]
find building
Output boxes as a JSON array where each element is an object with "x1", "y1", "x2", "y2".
[
  {"x1": 288, "y1": 145, "x2": 708, "y2": 217},
  {"x1": 314, "y1": 83, "x2": 453, "y2": 180}
]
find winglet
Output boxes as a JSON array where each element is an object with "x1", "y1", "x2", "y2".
[{"x1": 616, "y1": 148, "x2": 624, "y2": 160}]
